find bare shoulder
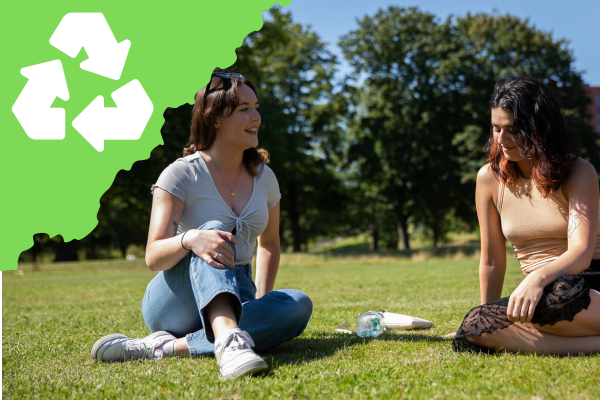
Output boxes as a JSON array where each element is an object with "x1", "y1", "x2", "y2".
[
  {"x1": 564, "y1": 158, "x2": 598, "y2": 188},
  {"x1": 562, "y1": 158, "x2": 599, "y2": 200},
  {"x1": 477, "y1": 164, "x2": 498, "y2": 184},
  {"x1": 477, "y1": 164, "x2": 500, "y2": 197},
  {"x1": 569, "y1": 158, "x2": 597, "y2": 178}
]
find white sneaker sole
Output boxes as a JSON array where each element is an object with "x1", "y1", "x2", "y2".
[
  {"x1": 91, "y1": 333, "x2": 128, "y2": 361},
  {"x1": 222, "y1": 358, "x2": 268, "y2": 379},
  {"x1": 91, "y1": 331, "x2": 172, "y2": 362}
]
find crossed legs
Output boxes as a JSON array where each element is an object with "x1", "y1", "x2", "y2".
[
  {"x1": 142, "y1": 221, "x2": 312, "y2": 357},
  {"x1": 468, "y1": 290, "x2": 600, "y2": 355},
  {"x1": 171, "y1": 293, "x2": 239, "y2": 357}
]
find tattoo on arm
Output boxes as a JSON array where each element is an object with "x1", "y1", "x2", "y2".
[
  {"x1": 173, "y1": 221, "x2": 178, "y2": 236},
  {"x1": 568, "y1": 213, "x2": 581, "y2": 238}
]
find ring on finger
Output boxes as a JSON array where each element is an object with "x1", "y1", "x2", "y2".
[
  {"x1": 514, "y1": 307, "x2": 520, "y2": 311},
  {"x1": 213, "y1": 254, "x2": 219, "y2": 261}
]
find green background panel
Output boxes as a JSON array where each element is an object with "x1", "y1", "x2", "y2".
[{"x1": 0, "y1": 0, "x2": 291, "y2": 270}]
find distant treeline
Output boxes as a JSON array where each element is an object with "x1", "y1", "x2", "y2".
[{"x1": 21, "y1": 7, "x2": 600, "y2": 262}]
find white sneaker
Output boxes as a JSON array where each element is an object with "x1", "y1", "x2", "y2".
[
  {"x1": 91, "y1": 331, "x2": 176, "y2": 362},
  {"x1": 214, "y1": 329, "x2": 268, "y2": 379}
]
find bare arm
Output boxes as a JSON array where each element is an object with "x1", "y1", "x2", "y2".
[
  {"x1": 145, "y1": 188, "x2": 236, "y2": 271},
  {"x1": 255, "y1": 202, "x2": 281, "y2": 298},
  {"x1": 476, "y1": 164, "x2": 507, "y2": 304},
  {"x1": 507, "y1": 159, "x2": 599, "y2": 324}
]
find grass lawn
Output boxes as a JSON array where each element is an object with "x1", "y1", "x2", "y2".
[
  {"x1": 3, "y1": 254, "x2": 599, "y2": 399},
  {"x1": 310, "y1": 232, "x2": 481, "y2": 256}
]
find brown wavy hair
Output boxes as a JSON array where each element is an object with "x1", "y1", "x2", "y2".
[
  {"x1": 485, "y1": 77, "x2": 579, "y2": 198},
  {"x1": 183, "y1": 72, "x2": 269, "y2": 177}
]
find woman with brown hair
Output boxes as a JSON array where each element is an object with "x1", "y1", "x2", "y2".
[
  {"x1": 90, "y1": 72, "x2": 312, "y2": 379},
  {"x1": 452, "y1": 76, "x2": 600, "y2": 354}
]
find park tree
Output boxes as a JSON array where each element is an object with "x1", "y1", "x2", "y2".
[
  {"x1": 72, "y1": 8, "x2": 346, "y2": 259},
  {"x1": 448, "y1": 12, "x2": 600, "y2": 184},
  {"x1": 231, "y1": 8, "x2": 348, "y2": 251},
  {"x1": 80, "y1": 104, "x2": 193, "y2": 260},
  {"x1": 21, "y1": 9, "x2": 599, "y2": 262},
  {"x1": 334, "y1": 85, "x2": 399, "y2": 250},
  {"x1": 339, "y1": 7, "x2": 600, "y2": 250},
  {"x1": 339, "y1": 7, "x2": 468, "y2": 249},
  {"x1": 30, "y1": 8, "x2": 345, "y2": 260}
]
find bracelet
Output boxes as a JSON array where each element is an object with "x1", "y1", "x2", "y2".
[{"x1": 181, "y1": 229, "x2": 191, "y2": 251}]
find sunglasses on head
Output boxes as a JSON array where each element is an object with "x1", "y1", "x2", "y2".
[
  {"x1": 212, "y1": 72, "x2": 244, "y2": 80},
  {"x1": 203, "y1": 72, "x2": 245, "y2": 103}
]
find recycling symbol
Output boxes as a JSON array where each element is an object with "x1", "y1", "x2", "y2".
[{"x1": 12, "y1": 13, "x2": 153, "y2": 152}]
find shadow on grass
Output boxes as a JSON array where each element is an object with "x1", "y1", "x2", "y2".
[{"x1": 257, "y1": 331, "x2": 452, "y2": 369}]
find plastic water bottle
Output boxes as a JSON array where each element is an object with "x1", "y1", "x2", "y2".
[{"x1": 356, "y1": 311, "x2": 385, "y2": 337}]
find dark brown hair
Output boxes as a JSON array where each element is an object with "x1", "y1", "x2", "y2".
[
  {"x1": 485, "y1": 76, "x2": 579, "y2": 198},
  {"x1": 183, "y1": 72, "x2": 269, "y2": 177}
]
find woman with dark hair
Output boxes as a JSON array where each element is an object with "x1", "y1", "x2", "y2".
[
  {"x1": 453, "y1": 76, "x2": 600, "y2": 354},
  {"x1": 90, "y1": 72, "x2": 313, "y2": 379}
]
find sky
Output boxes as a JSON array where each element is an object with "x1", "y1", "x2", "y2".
[{"x1": 274, "y1": 0, "x2": 600, "y2": 86}]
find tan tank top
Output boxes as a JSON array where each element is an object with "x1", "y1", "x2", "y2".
[{"x1": 497, "y1": 177, "x2": 600, "y2": 272}]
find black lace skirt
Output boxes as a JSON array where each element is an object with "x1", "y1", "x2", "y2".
[{"x1": 453, "y1": 259, "x2": 600, "y2": 353}]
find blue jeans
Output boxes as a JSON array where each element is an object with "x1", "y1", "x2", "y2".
[{"x1": 141, "y1": 221, "x2": 313, "y2": 356}]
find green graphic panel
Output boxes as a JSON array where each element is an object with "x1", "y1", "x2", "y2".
[{"x1": 0, "y1": 0, "x2": 290, "y2": 270}]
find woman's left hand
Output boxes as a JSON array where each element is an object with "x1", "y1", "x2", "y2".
[{"x1": 507, "y1": 272, "x2": 545, "y2": 324}]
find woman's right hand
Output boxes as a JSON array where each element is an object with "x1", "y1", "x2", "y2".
[{"x1": 182, "y1": 229, "x2": 237, "y2": 269}]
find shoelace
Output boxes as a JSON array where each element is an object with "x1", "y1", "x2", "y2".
[
  {"x1": 124, "y1": 338, "x2": 156, "y2": 360},
  {"x1": 216, "y1": 331, "x2": 256, "y2": 359}
]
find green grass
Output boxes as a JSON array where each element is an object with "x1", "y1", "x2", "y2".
[
  {"x1": 4, "y1": 255, "x2": 599, "y2": 399},
  {"x1": 309, "y1": 232, "x2": 486, "y2": 258},
  {"x1": 311, "y1": 231, "x2": 480, "y2": 253}
]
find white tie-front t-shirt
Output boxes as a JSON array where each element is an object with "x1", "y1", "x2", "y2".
[{"x1": 152, "y1": 152, "x2": 281, "y2": 265}]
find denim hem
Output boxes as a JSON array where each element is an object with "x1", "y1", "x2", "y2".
[
  {"x1": 185, "y1": 334, "x2": 194, "y2": 356},
  {"x1": 186, "y1": 333, "x2": 203, "y2": 357},
  {"x1": 199, "y1": 288, "x2": 243, "y2": 343},
  {"x1": 200, "y1": 288, "x2": 242, "y2": 314},
  {"x1": 143, "y1": 231, "x2": 313, "y2": 358},
  {"x1": 173, "y1": 289, "x2": 313, "y2": 357}
]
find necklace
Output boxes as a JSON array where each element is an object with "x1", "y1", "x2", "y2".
[
  {"x1": 522, "y1": 177, "x2": 535, "y2": 196},
  {"x1": 207, "y1": 150, "x2": 242, "y2": 198}
]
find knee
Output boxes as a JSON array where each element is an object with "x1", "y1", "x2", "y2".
[
  {"x1": 281, "y1": 289, "x2": 313, "y2": 324},
  {"x1": 295, "y1": 291, "x2": 313, "y2": 323},
  {"x1": 467, "y1": 333, "x2": 492, "y2": 348},
  {"x1": 199, "y1": 220, "x2": 227, "y2": 232}
]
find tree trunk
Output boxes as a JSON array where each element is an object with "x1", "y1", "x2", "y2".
[
  {"x1": 369, "y1": 225, "x2": 379, "y2": 251},
  {"x1": 279, "y1": 218, "x2": 287, "y2": 252},
  {"x1": 31, "y1": 234, "x2": 42, "y2": 263},
  {"x1": 393, "y1": 175, "x2": 411, "y2": 250},
  {"x1": 432, "y1": 220, "x2": 440, "y2": 250},
  {"x1": 87, "y1": 235, "x2": 98, "y2": 260},
  {"x1": 31, "y1": 234, "x2": 42, "y2": 271},
  {"x1": 287, "y1": 182, "x2": 302, "y2": 252},
  {"x1": 120, "y1": 243, "x2": 129, "y2": 258},
  {"x1": 90, "y1": 244, "x2": 98, "y2": 260},
  {"x1": 54, "y1": 239, "x2": 79, "y2": 262},
  {"x1": 397, "y1": 217, "x2": 410, "y2": 250}
]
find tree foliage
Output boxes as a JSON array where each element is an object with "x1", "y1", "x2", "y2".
[
  {"x1": 339, "y1": 7, "x2": 599, "y2": 249},
  {"x1": 339, "y1": 7, "x2": 471, "y2": 249},
  {"x1": 19, "y1": 8, "x2": 599, "y2": 261},
  {"x1": 231, "y1": 8, "x2": 348, "y2": 251}
]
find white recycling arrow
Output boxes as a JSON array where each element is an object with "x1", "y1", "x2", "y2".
[
  {"x1": 49, "y1": 13, "x2": 130, "y2": 80},
  {"x1": 72, "y1": 79, "x2": 153, "y2": 152},
  {"x1": 12, "y1": 60, "x2": 70, "y2": 140}
]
